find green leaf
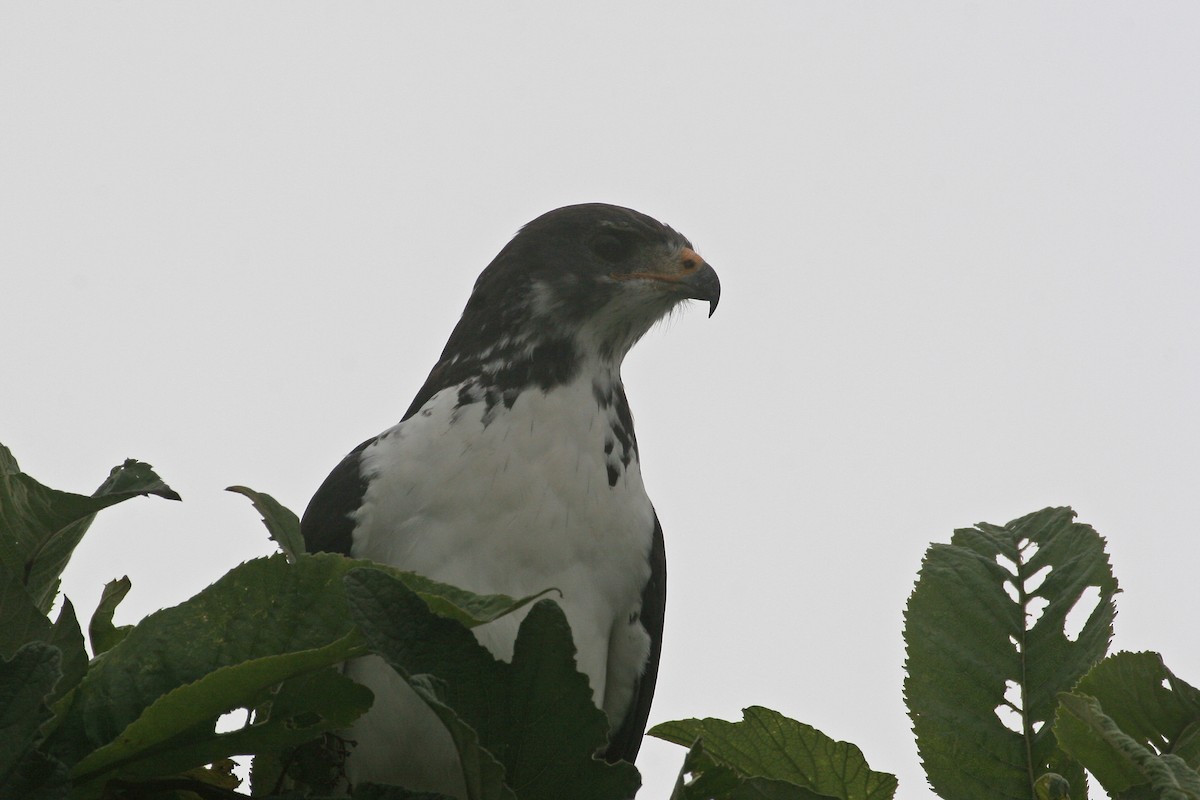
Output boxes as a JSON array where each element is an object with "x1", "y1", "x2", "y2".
[
  {"x1": 1055, "y1": 693, "x2": 1200, "y2": 799},
  {"x1": 0, "y1": 444, "x2": 180, "y2": 614},
  {"x1": 248, "y1": 748, "x2": 285, "y2": 796},
  {"x1": 45, "y1": 554, "x2": 358, "y2": 766},
  {"x1": 903, "y1": 506, "x2": 1116, "y2": 800},
  {"x1": 0, "y1": 560, "x2": 86, "y2": 701},
  {"x1": 392, "y1": 572, "x2": 555, "y2": 631},
  {"x1": 46, "y1": 600, "x2": 87, "y2": 704},
  {"x1": 344, "y1": 567, "x2": 641, "y2": 800},
  {"x1": 403, "y1": 673, "x2": 515, "y2": 800},
  {"x1": 651, "y1": 706, "x2": 896, "y2": 800},
  {"x1": 0, "y1": 642, "x2": 70, "y2": 800},
  {"x1": 1, "y1": 643, "x2": 61, "y2": 777},
  {"x1": 45, "y1": 553, "x2": 537, "y2": 770},
  {"x1": 666, "y1": 738, "x2": 833, "y2": 800},
  {"x1": 1054, "y1": 693, "x2": 1143, "y2": 792},
  {"x1": 1054, "y1": 652, "x2": 1200, "y2": 795},
  {"x1": 231, "y1": 686, "x2": 364, "y2": 787},
  {"x1": 87, "y1": 577, "x2": 133, "y2": 656},
  {"x1": 0, "y1": 560, "x2": 55, "y2": 659},
  {"x1": 1073, "y1": 651, "x2": 1200, "y2": 766},
  {"x1": 69, "y1": 639, "x2": 371, "y2": 789},
  {"x1": 227, "y1": 486, "x2": 306, "y2": 561}
]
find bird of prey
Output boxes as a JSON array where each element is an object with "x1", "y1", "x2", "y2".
[{"x1": 301, "y1": 203, "x2": 720, "y2": 796}]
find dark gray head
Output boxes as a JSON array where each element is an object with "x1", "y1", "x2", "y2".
[
  {"x1": 404, "y1": 204, "x2": 719, "y2": 419},
  {"x1": 466, "y1": 203, "x2": 717, "y2": 348}
]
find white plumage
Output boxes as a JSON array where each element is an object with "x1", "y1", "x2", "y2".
[{"x1": 346, "y1": 368, "x2": 654, "y2": 794}]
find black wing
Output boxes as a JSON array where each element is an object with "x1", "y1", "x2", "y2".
[
  {"x1": 300, "y1": 437, "x2": 375, "y2": 556},
  {"x1": 603, "y1": 511, "x2": 666, "y2": 764}
]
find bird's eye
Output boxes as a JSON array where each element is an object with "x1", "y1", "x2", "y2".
[{"x1": 590, "y1": 231, "x2": 637, "y2": 263}]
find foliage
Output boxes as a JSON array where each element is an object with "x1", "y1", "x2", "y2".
[
  {"x1": 1055, "y1": 652, "x2": 1200, "y2": 797},
  {"x1": 0, "y1": 444, "x2": 180, "y2": 615},
  {"x1": 903, "y1": 509, "x2": 1200, "y2": 800},
  {"x1": 1, "y1": 439, "x2": 1195, "y2": 799},
  {"x1": 649, "y1": 707, "x2": 896, "y2": 800},
  {"x1": 904, "y1": 507, "x2": 1117, "y2": 798},
  {"x1": 345, "y1": 567, "x2": 640, "y2": 800}
]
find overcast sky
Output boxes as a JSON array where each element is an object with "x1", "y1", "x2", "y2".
[{"x1": 4, "y1": 4, "x2": 1198, "y2": 797}]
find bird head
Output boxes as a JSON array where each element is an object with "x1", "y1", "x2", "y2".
[
  {"x1": 463, "y1": 204, "x2": 720, "y2": 363},
  {"x1": 406, "y1": 204, "x2": 718, "y2": 420}
]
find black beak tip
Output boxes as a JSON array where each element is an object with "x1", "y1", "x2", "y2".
[
  {"x1": 676, "y1": 260, "x2": 721, "y2": 318},
  {"x1": 703, "y1": 267, "x2": 721, "y2": 317}
]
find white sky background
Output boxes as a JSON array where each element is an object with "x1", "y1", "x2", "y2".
[{"x1": 3, "y1": 3, "x2": 1199, "y2": 797}]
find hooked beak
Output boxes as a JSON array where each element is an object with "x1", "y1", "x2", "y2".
[
  {"x1": 612, "y1": 247, "x2": 722, "y2": 317},
  {"x1": 682, "y1": 260, "x2": 721, "y2": 317}
]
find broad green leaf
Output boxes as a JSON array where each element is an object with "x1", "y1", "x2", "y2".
[
  {"x1": 1073, "y1": 652, "x2": 1200, "y2": 767},
  {"x1": 47, "y1": 554, "x2": 363, "y2": 765},
  {"x1": 666, "y1": 739, "x2": 829, "y2": 800},
  {"x1": 46, "y1": 600, "x2": 86, "y2": 704},
  {"x1": 1055, "y1": 693, "x2": 1200, "y2": 798},
  {"x1": 0, "y1": 642, "x2": 69, "y2": 800},
  {"x1": 1, "y1": 643, "x2": 61, "y2": 776},
  {"x1": 248, "y1": 749, "x2": 285, "y2": 796},
  {"x1": 349, "y1": 572, "x2": 517, "y2": 800},
  {"x1": 70, "y1": 639, "x2": 370, "y2": 789},
  {"x1": 904, "y1": 506, "x2": 1116, "y2": 800},
  {"x1": 1054, "y1": 693, "x2": 1145, "y2": 793},
  {"x1": 0, "y1": 559, "x2": 86, "y2": 704},
  {"x1": 651, "y1": 706, "x2": 896, "y2": 800},
  {"x1": 390, "y1": 571, "x2": 555, "y2": 631},
  {"x1": 209, "y1": 667, "x2": 370, "y2": 768},
  {"x1": 1055, "y1": 652, "x2": 1200, "y2": 795},
  {"x1": 227, "y1": 485, "x2": 305, "y2": 561},
  {"x1": 344, "y1": 567, "x2": 641, "y2": 800},
  {"x1": 0, "y1": 560, "x2": 55, "y2": 659},
  {"x1": 403, "y1": 673, "x2": 515, "y2": 800},
  {"x1": 87, "y1": 577, "x2": 133, "y2": 656},
  {"x1": 0, "y1": 444, "x2": 180, "y2": 613},
  {"x1": 502, "y1": 602, "x2": 638, "y2": 799},
  {"x1": 45, "y1": 553, "x2": 537, "y2": 768}
]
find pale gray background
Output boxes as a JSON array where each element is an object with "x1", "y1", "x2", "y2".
[{"x1": 3, "y1": 4, "x2": 1198, "y2": 797}]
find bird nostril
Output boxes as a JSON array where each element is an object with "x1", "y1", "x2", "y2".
[{"x1": 682, "y1": 258, "x2": 697, "y2": 271}]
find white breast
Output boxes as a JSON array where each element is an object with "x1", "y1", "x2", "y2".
[{"x1": 343, "y1": 372, "x2": 655, "y2": 794}]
